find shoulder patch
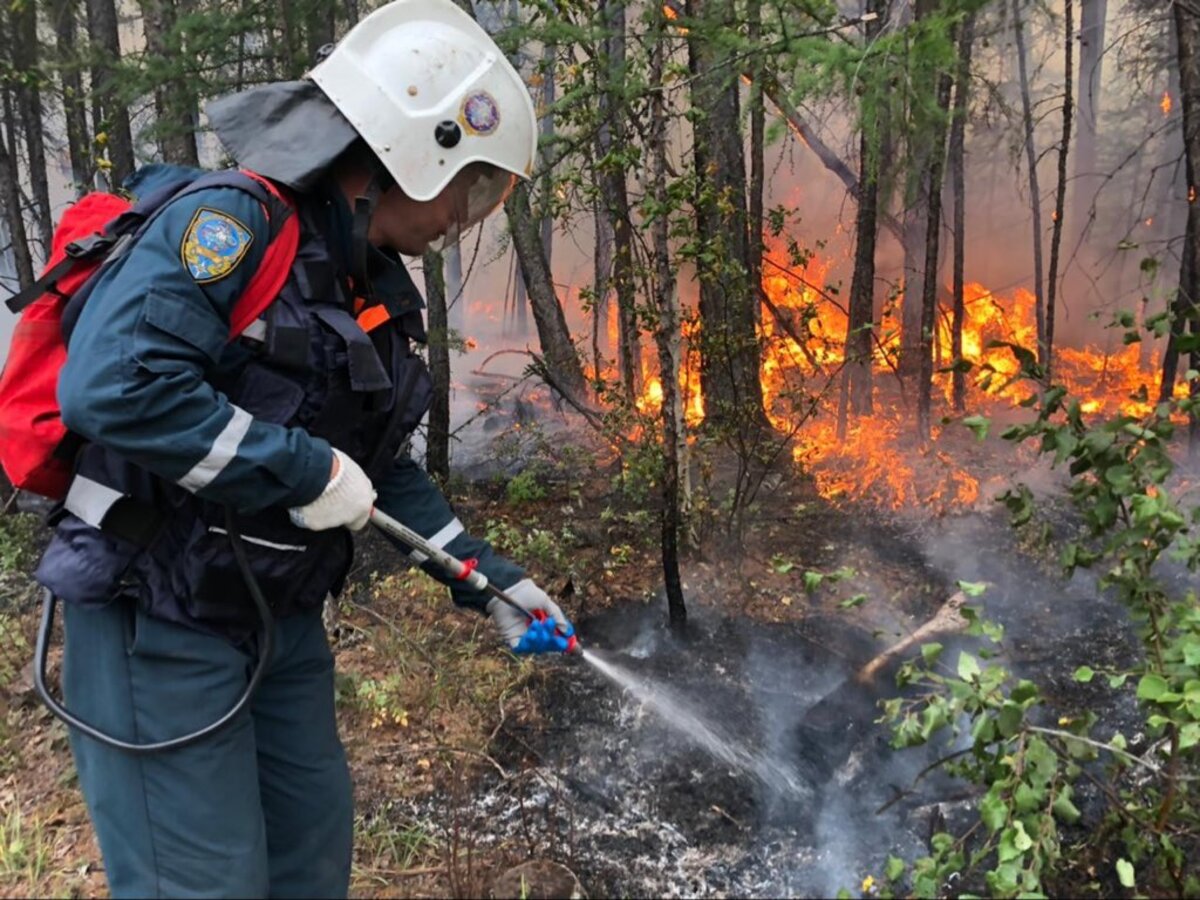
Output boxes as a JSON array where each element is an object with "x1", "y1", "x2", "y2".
[{"x1": 181, "y1": 207, "x2": 254, "y2": 283}]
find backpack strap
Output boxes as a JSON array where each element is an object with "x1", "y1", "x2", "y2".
[
  {"x1": 4, "y1": 223, "x2": 132, "y2": 315},
  {"x1": 227, "y1": 171, "x2": 299, "y2": 339}
]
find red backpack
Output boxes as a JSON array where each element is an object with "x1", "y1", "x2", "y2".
[{"x1": 0, "y1": 170, "x2": 299, "y2": 499}]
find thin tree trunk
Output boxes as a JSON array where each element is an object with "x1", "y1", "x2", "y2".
[
  {"x1": 592, "y1": 192, "x2": 613, "y2": 378},
  {"x1": 86, "y1": 0, "x2": 136, "y2": 186},
  {"x1": 12, "y1": 0, "x2": 53, "y2": 254},
  {"x1": 899, "y1": 203, "x2": 927, "y2": 376},
  {"x1": 596, "y1": 0, "x2": 639, "y2": 402},
  {"x1": 1013, "y1": 0, "x2": 1046, "y2": 365},
  {"x1": 51, "y1": 0, "x2": 93, "y2": 194},
  {"x1": 505, "y1": 182, "x2": 589, "y2": 400},
  {"x1": 747, "y1": 0, "x2": 764, "y2": 328},
  {"x1": 423, "y1": 249, "x2": 451, "y2": 484},
  {"x1": 843, "y1": 0, "x2": 886, "y2": 423},
  {"x1": 139, "y1": 0, "x2": 200, "y2": 166},
  {"x1": 949, "y1": 12, "x2": 976, "y2": 411},
  {"x1": 512, "y1": 251, "x2": 528, "y2": 334},
  {"x1": 687, "y1": 0, "x2": 765, "y2": 432},
  {"x1": 1072, "y1": 0, "x2": 1106, "y2": 233},
  {"x1": 445, "y1": 239, "x2": 464, "y2": 335},
  {"x1": 1168, "y1": 0, "x2": 1200, "y2": 454},
  {"x1": 0, "y1": 89, "x2": 35, "y2": 288},
  {"x1": 650, "y1": 6, "x2": 686, "y2": 632},
  {"x1": 305, "y1": 0, "x2": 335, "y2": 63},
  {"x1": 917, "y1": 54, "x2": 955, "y2": 442},
  {"x1": 1045, "y1": 0, "x2": 1074, "y2": 382},
  {"x1": 1161, "y1": 219, "x2": 1192, "y2": 402}
]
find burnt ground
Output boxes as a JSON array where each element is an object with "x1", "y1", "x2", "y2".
[{"x1": 0, "y1": 398, "x2": 1178, "y2": 898}]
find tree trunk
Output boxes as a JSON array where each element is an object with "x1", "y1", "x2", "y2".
[
  {"x1": 279, "y1": 0, "x2": 308, "y2": 77},
  {"x1": 0, "y1": 91, "x2": 35, "y2": 289},
  {"x1": 899, "y1": 203, "x2": 926, "y2": 377},
  {"x1": 86, "y1": 0, "x2": 136, "y2": 186},
  {"x1": 1045, "y1": 0, "x2": 1074, "y2": 382},
  {"x1": 423, "y1": 249, "x2": 451, "y2": 484},
  {"x1": 592, "y1": 192, "x2": 613, "y2": 378},
  {"x1": 505, "y1": 183, "x2": 589, "y2": 400},
  {"x1": 51, "y1": 0, "x2": 93, "y2": 195},
  {"x1": 445, "y1": 239, "x2": 464, "y2": 335},
  {"x1": 139, "y1": 0, "x2": 200, "y2": 166},
  {"x1": 949, "y1": 11, "x2": 976, "y2": 411},
  {"x1": 650, "y1": 6, "x2": 686, "y2": 632},
  {"x1": 747, "y1": 0, "x2": 764, "y2": 328},
  {"x1": 1167, "y1": 0, "x2": 1200, "y2": 455},
  {"x1": 1072, "y1": 0, "x2": 1106, "y2": 233},
  {"x1": 12, "y1": 0, "x2": 53, "y2": 255},
  {"x1": 511, "y1": 248, "x2": 528, "y2": 335},
  {"x1": 305, "y1": 0, "x2": 335, "y2": 63},
  {"x1": 916, "y1": 52, "x2": 955, "y2": 443},
  {"x1": 843, "y1": 0, "x2": 887, "y2": 423},
  {"x1": 686, "y1": 0, "x2": 765, "y2": 432},
  {"x1": 1013, "y1": 0, "x2": 1046, "y2": 365},
  {"x1": 596, "y1": 0, "x2": 639, "y2": 403}
]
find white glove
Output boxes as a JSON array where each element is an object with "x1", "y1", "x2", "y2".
[
  {"x1": 288, "y1": 448, "x2": 375, "y2": 531},
  {"x1": 487, "y1": 578, "x2": 573, "y2": 652}
]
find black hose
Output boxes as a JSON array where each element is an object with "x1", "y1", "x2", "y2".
[{"x1": 34, "y1": 506, "x2": 275, "y2": 754}]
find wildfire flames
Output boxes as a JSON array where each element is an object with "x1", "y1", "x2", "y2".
[{"x1": 625, "y1": 242, "x2": 1179, "y2": 511}]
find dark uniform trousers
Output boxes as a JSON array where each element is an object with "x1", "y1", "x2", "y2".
[{"x1": 63, "y1": 597, "x2": 353, "y2": 898}]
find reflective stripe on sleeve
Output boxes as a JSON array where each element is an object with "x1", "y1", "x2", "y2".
[
  {"x1": 427, "y1": 517, "x2": 465, "y2": 550},
  {"x1": 178, "y1": 405, "x2": 254, "y2": 493},
  {"x1": 403, "y1": 518, "x2": 464, "y2": 565},
  {"x1": 63, "y1": 476, "x2": 124, "y2": 529}
]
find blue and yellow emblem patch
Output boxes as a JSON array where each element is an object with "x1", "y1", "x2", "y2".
[{"x1": 181, "y1": 208, "x2": 253, "y2": 283}]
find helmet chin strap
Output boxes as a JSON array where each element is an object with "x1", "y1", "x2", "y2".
[{"x1": 351, "y1": 168, "x2": 388, "y2": 301}]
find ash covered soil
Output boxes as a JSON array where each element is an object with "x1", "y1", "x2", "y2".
[{"x1": 391, "y1": 497, "x2": 1148, "y2": 898}]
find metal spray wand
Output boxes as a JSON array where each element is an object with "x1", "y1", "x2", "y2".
[{"x1": 369, "y1": 507, "x2": 579, "y2": 654}]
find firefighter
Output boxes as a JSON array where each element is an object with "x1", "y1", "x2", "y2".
[{"x1": 34, "y1": 1, "x2": 572, "y2": 896}]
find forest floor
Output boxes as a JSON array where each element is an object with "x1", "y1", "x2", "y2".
[{"x1": 0, "y1": 403, "x2": 1184, "y2": 898}]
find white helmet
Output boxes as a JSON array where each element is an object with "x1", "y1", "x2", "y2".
[{"x1": 310, "y1": 0, "x2": 537, "y2": 231}]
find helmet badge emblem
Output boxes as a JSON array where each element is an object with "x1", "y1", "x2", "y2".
[{"x1": 460, "y1": 91, "x2": 500, "y2": 136}]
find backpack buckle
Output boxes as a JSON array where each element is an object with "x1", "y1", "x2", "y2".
[{"x1": 64, "y1": 232, "x2": 118, "y2": 259}]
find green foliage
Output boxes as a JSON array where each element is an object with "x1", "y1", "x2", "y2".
[
  {"x1": 883, "y1": 610, "x2": 1081, "y2": 898},
  {"x1": 505, "y1": 469, "x2": 548, "y2": 505},
  {"x1": 0, "y1": 514, "x2": 39, "y2": 574},
  {"x1": 886, "y1": 344, "x2": 1200, "y2": 896},
  {"x1": 0, "y1": 806, "x2": 49, "y2": 884},
  {"x1": 483, "y1": 518, "x2": 576, "y2": 579}
]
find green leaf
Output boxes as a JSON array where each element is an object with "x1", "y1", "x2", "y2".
[
  {"x1": 980, "y1": 787, "x2": 1008, "y2": 833},
  {"x1": 803, "y1": 571, "x2": 824, "y2": 593},
  {"x1": 839, "y1": 594, "x2": 867, "y2": 609},
  {"x1": 957, "y1": 580, "x2": 988, "y2": 597},
  {"x1": 885, "y1": 855, "x2": 905, "y2": 882},
  {"x1": 1012, "y1": 820, "x2": 1033, "y2": 852},
  {"x1": 957, "y1": 652, "x2": 981, "y2": 682},
  {"x1": 921, "y1": 642, "x2": 944, "y2": 663},
  {"x1": 1137, "y1": 673, "x2": 1170, "y2": 701},
  {"x1": 1116, "y1": 858, "x2": 1135, "y2": 889},
  {"x1": 1108, "y1": 673, "x2": 1128, "y2": 689},
  {"x1": 998, "y1": 825, "x2": 1026, "y2": 862},
  {"x1": 1014, "y1": 782, "x2": 1043, "y2": 813},
  {"x1": 1180, "y1": 722, "x2": 1200, "y2": 750},
  {"x1": 1052, "y1": 793, "x2": 1082, "y2": 824},
  {"x1": 997, "y1": 702, "x2": 1024, "y2": 738},
  {"x1": 1074, "y1": 666, "x2": 1095, "y2": 683},
  {"x1": 963, "y1": 414, "x2": 991, "y2": 441}
]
